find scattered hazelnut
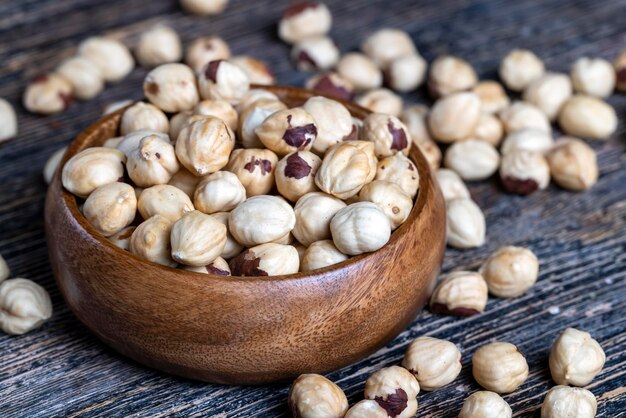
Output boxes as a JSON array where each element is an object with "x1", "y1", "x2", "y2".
[
  {"x1": 571, "y1": 57, "x2": 615, "y2": 98},
  {"x1": 288, "y1": 374, "x2": 348, "y2": 418},
  {"x1": 0, "y1": 278, "x2": 53, "y2": 335},
  {"x1": 500, "y1": 128, "x2": 554, "y2": 155},
  {"x1": 499, "y1": 101, "x2": 551, "y2": 134},
  {"x1": 230, "y1": 243, "x2": 300, "y2": 276},
  {"x1": 255, "y1": 108, "x2": 317, "y2": 156},
  {"x1": 522, "y1": 73, "x2": 573, "y2": 121},
  {"x1": 472, "y1": 342, "x2": 529, "y2": 393},
  {"x1": 359, "y1": 180, "x2": 413, "y2": 230},
  {"x1": 83, "y1": 182, "x2": 137, "y2": 237},
  {"x1": 375, "y1": 153, "x2": 419, "y2": 199},
  {"x1": 225, "y1": 148, "x2": 278, "y2": 196},
  {"x1": 315, "y1": 141, "x2": 377, "y2": 199},
  {"x1": 180, "y1": 0, "x2": 228, "y2": 15},
  {"x1": 303, "y1": 96, "x2": 354, "y2": 155},
  {"x1": 558, "y1": 95, "x2": 617, "y2": 140},
  {"x1": 230, "y1": 55, "x2": 275, "y2": 85},
  {"x1": 344, "y1": 400, "x2": 388, "y2": 418},
  {"x1": 549, "y1": 327, "x2": 605, "y2": 386},
  {"x1": 360, "y1": 113, "x2": 411, "y2": 158},
  {"x1": 330, "y1": 202, "x2": 391, "y2": 255},
  {"x1": 472, "y1": 81, "x2": 510, "y2": 114},
  {"x1": 78, "y1": 36, "x2": 134, "y2": 82},
  {"x1": 458, "y1": 391, "x2": 512, "y2": 418},
  {"x1": 499, "y1": 49, "x2": 545, "y2": 92},
  {"x1": 103, "y1": 99, "x2": 133, "y2": 115},
  {"x1": 386, "y1": 53, "x2": 427, "y2": 92},
  {"x1": 473, "y1": 113, "x2": 504, "y2": 147},
  {"x1": 541, "y1": 386, "x2": 597, "y2": 418},
  {"x1": 292, "y1": 192, "x2": 346, "y2": 246},
  {"x1": 144, "y1": 63, "x2": 199, "y2": 113},
  {"x1": 127, "y1": 133, "x2": 179, "y2": 187},
  {"x1": 136, "y1": 24, "x2": 182, "y2": 68},
  {"x1": 356, "y1": 88, "x2": 403, "y2": 117},
  {"x1": 400, "y1": 105, "x2": 431, "y2": 144},
  {"x1": 193, "y1": 99, "x2": 238, "y2": 131},
  {"x1": 0, "y1": 98, "x2": 17, "y2": 143},
  {"x1": 237, "y1": 89, "x2": 281, "y2": 113},
  {"x1": 428, "y1": 92, "x2": 481, "y2": 143},
  {"x1": 428, "y1": 55, "x2": 478, "y2": 98},
  {"x1": 61, "y1": 147, "x2": 126, "y2": 198},
  {"x1": 168, "y1": 166, "x2": 201, "y2": 198},
  {"x1": 500, "y1": 150, "x2": 550, "y2": 195},
  {"x1": 430, "y1": 271, "x2": 488, "y2": 316},
  {"x1": 546, "y1": 137, "x2": 598, "y2": 191},
  {"x1": 444, "y1": 139, "x2": 500, "y2": 181},
  {"x1": 43, "y1": 146, "x2": 68, "y2": 185},
  {"x1": 279, "y1": 2, "x2": 332, "y2": 45},
  {"x1": 170, "y1": 210, "x2": 226, "y2": 266},
  {"x1": 402, "y1": 336, "x2": 462, "y2": 391},
  {"x1": 275, "y1": 151, "x2": 322, "y2": 202},
  {"x1": 415, "y1": 139, "x2": 442, "y2": 172},
  {"x1": 614, "y1": 51, "x2": 626, "y2": 92},
  {"x1": 305, "y1": 72, "x2": 355, "y2": 101},
  {"x1": 130, "y1": 215, "x2": 176, "y2": 267},
  {"x1": 292, "y1": 36, "x2": 339, "y2": 71},
  {"x1": 117, "y1": 129, "x2": 169, "y2": 157},
  {"x1": 176, "y1": 116, "x2": 234, "y2": 176},
  {"x1": 435, "y1": 169, "x2": 470, "y2": 201},
  {"x1": 198, "y1": 60, "x2": 250, "y2": 105},
  {"x1": 108, "y1": 226, "x2": 136, "y2": 251},
  {"x1": 364, "y1": 366, "x2": 420, "y2": 418},
  {"x1": 185, "y1": 36, "x2": 231, "y2": 74},
  {"x1": 0, "y1": 255, "x2": 9, "y2": 283},
  {"x1": 120, "y1": 102, "x2": 169, "y2": 135},
  {"x1": 301, "y1": 240, "x2": 348, "y2": 272},
  {"x1": 23, "y1": 73, "x2": 73, "y2": 114},
  {"x1": 480, "y1": 246, "x2": 539, "y2": 297},
  {"x1": 361, "y1": 28, "x2": 416, "y2": 68},
  {"x1": 194, "y1": 171, "x2": 246, "y2": 214},
  {"x1": 336, "y1": 53, "x2": 383, "y2": 92},
  {"x1": 229, "y1": 195, "x2": 295, "y2": 246},
  {"x1": 209, "y1": 212, "x2": 244, "y2": 259},
  {"x1": 445, "y1": 198, "x2": 485, "y2": 249},
  {"x1": 57, "y1": 56, "x2": 104, "y2": 100},
  {"x1": 137, "y1": 184, "x2": 194, "y2": 222},
  {"x1": 182, "y1": 257, "x2": 231, "y2": 276}
]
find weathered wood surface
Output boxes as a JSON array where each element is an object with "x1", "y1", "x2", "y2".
[{"x1": 0, "y1": 0, "x2": 624, "y2": 416}]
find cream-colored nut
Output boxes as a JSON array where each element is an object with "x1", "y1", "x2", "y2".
[
  {"x1": 292, "y1": 36, "x2": 339, "y2": 71},
  {"x1": 364, "y1": 366, "x2": 420, "y2": 418},
  {"x1": 136, "y1": 24, "x2": 182, "y2": 67},
  {"x1": 137, "y1": 184, "x2": 194, "y2": 222},
  {"x1": 23, "y1": 73, "x2": 73, "y2": 114},
  {"x1": 57, "y1": 56, "x2": 104, "y2": 100},
  {"x1": 430, "y1": 271, "x2": 488, "y2": 316},
  {"x1": 288, "y1": 374, "x2": 348, "y2": 418},
  {"x1": 238, "y1": 99, "x2": 287, "y2": 149},
  {"x1": 303, "y1": 96, "x2": 354, "y2": 155},
  {"x1": 292, "y1": 192, "x2": 346, "y2": 246},
  {"x1": 130, "y1": 215, "x2": 175, "y2": 266},
  {"x1": 500, "y1": 128, "x2": 554, "y2": 155},
  {"x1": 444, "y1": 139, "x2": 500, "y2": 181},
  {"x1": 182, "y1": 257, "x2": 231, "y2": 276},
  {"x1": 230, "y1": 55, "x2": 275, "y2": 85},
  {"x1": 225, "y1": 148, "x2": 278, "y2": 196},
  {"x1": 615, "y1": 51, "x2": 626, "y2": 92},
  {"x1": 361, "y1": 28, "x2": 416, "y2": 68},
  {"x1": 167, "y1": 167, "x2": 201, "y2": 198},
  {"x1": 376, "y1": 153, "x2": 419, "y2": 199},
  {"x1": 356, "y1": 88, "x2": 403, "y2": 117},
  {"x1": 387, "y1": 53, "x2": 427, "y2": 92},
  {"x1": 255, "y1": 108, "x2": 317, "y2": 156},
  {"x1": 0, "y1": 98, "x2": 17, "y2": 143},
  {"x1": 127, "y1": 134, "x2": 179, "y2": 187},
  {"x1": 121, "y1": 102, "x2": 169, "y2": 135},
  {"x1": 180, "y1": 0, "x2": 228, "y2": 15},
  {"x1": 549, "y1": 327, "x2": 605, "y2": 386},
  {"x1": 108, "y1": 226, "x2": 136, "y2": 251},
  {"x1": 435, "y1": 169, "x2": 470, "y2": 201},
  {"x1": 209, "y1": 212, "x2": 244, "y2": 259},
  {"x1": 415, "y1": 139, "x2": 442, "y2": 172},
  {"x1": 402, "y1": 336, "x2": 462, "y2": 391},
  {"x1": 305, "y1": 72, "x2": 355, "y2": 102},
  {"x1": 194, "y1": 99, "x2": 238, "y2": 131},
  {"x1": 193, "y1": 171, "x2": 246, "y2": 214},
  {"x1": 523, "y1": 73, "x2": 573, "y2": 121},
  {"x1": 458, "y1": 391, "x2": 512, "y2": 418},
  {"x1": 176, "y1": 116, "x2": 234, "y2": 176},
  {"x1": 558, "y1": 95, "x2": 617, "y2": 140},
  {"x1": 301, "y1": 240, "x2": 348, "y2": 272},
  {"x1": 499, "y1": 49, "x2": 545, "y2": 92},
  {"x1": 169, "y1": 110, "x2": 194, "y2": 141},
  {"x1": 170, "y1": 210, "x2": 226, "y2": 266},
  {"x1": 401, "y1": 105, "x2": 431, "y2": 144},
  {"x1": 500, "y1": 150, "x2": 550, "y2": 195},
  {"x1": 78, "y1": 36, "x2": 134, "y2": 82},
  {"x1": 330, "y1": 202, "x2": 391, "y2": 255},
  {"x1": 499, "y1": 101, "x2": 551, "y2": 134},
  {"x1": 230, "y1": 243, "x2": 300, "y2": 276},
  {"x1": 198, "y1": 60, "x2": 250, "y2": 105},
  {"x1": 336, "y1": 53, "x2": 382, "y2": 92},
  {"x1": 541, "y1": 386, "x2": 597, "y2": 418},
  {"x1": 344, "y1": 400, "x2": 388, "y2": 418},
  {"x1": 446, "y1": 198, "x2": 485, "y2": 249},
  {"x1": 229, "y1": 195, "x2": 295, "y2": 246},
  {"x1": 185, "y1": 36, "x2": 231, "y2": 74},
  {"x1": 428, "y1": 55, "x2": 477, "y2": 98},
  {"x1": 278, "y1": 2, "x2": 332, "y2": 45},
  {"x1": 0, "y1": 278, "x2": 52, "y2": 335},
  {"x1": 428, "y1": 92, "x2": 481, "y2": 143},
  {"x1": 144, "y1": 63, "x2": 199, "y2": 113},
  {"x1": 480, "y1": 246, "x2": 539, "y2": 297},
  {"x1": 276, "y1": 151, "x2": 322, "y2": 203},
  {"x1": 238, "y1": 89, "x2": 281, "y2": 113},
  {"x1": 62, "y1": 147, "x2": 126, "y2": 198},
  {"x1": 571, "y1": 57, "x2": 615, "y2": 98},
  {"x1": 316, "y1": 141, "x2": 377, "y2": 199},
  {"x1": 547, "y1": 137, "x2": 598, "y2": 191},
  {"x1": 360, "y1": 113, "x2": 411, "y2": 158},
  {"x1": 117, "y1": 129, "x2": 169, "y2": 157},
  {"x1": 359, "y1": 180, "x2": 413, "y2": 230},
  {"x1": 472, "y1": 81, "x2": 510, "y2": 114},
  {"x1": 473, "y1": 113, "x2": 504, "y2": 147},
  {"x1": 0, "y1": 255, "x2": 9, "y2": 283},
  {"x1": 43, "y1": 146, "x2": 68, "y2": 185},
  {"x1": 472, "y1": 342, "x2": 529, "y2": 393},
  {"x1": 103, "y1": 99, "x2": 133, "y2": 116},
  {"x1": 83, "y1": 182, "x2": 137, "y2": 237},
  {"x1": 103, "y1": 136, "x2": 124, "y2": 149}
]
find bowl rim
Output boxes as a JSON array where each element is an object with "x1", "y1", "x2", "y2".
[{"x1": 54, "y1": 84, "x2": 435, "y2": 283}]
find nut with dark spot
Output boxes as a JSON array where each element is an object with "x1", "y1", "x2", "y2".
[
  {"x1": 182, "y1": 257, "x2": 231, "y2": 276},
  {"x1": 255, "y1": 108, "x2": 317, "y2": 156},
  {"x1": 198, "y1": 59, "x2": 250, "y2": 105},
  {"x1": 499, "y1": 149, "x2": 550, "y2": 195},
  {"x1": 305, "y1": 72, "x2": 355, "y2": 101},
  {"x1": 276, "y1": 151, "x2": 322, "y2": 202},
  {"x1": 360, "y1": 113, "x2": 411, "y2": 158},
  {"x1": 143, "y1": 63, "x2": 199, "y2": 113},
  {"x1": 185, "y1": 36, "x2": 231, "y2": 74},
  {"x1": 430, "y1": 271, "x2": 488, "y2": 316},
  {"x1": 23, "y1": 73, "x2": 74, "y2": 115},
  {"x1": 278, "y1": 2, "x2": 332, "y2": 44},
  {"x1": 230, "y1": 243, "x2": 299, "y2": 276},
  {"x1": 291, "y1": 36, "x2": 339, "y2": 71},
  {"x1": 225, "y1": 148, "x2": 278, "y2": 196},
  {"x1": 364, "y1": 366, "x2": 420, "y2": 418}
]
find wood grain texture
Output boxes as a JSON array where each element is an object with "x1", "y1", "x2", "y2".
[{"x1": 0, "y1": 0, "x2": 625, "y2": 416}]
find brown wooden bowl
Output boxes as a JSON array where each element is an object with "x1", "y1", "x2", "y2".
[{"x1": 45, "y1": 85, "x2": 446, "y2": 385}]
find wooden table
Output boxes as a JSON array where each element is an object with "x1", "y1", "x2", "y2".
[{"x1": 0, "y1": 0, "x2": 624, "y2": 416}]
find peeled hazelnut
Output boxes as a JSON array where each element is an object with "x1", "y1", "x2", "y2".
[
  {"x1": 194, "y1": 99, "x2": 238, "y2": 131},
  {"x1": 500, "y1": 150, "x2": 550, "y2": 195},
  {"x1": 255, "y1": 108, "x2": 317, "y2": 156},
  {"x1": 130, "y1": 215, "x2": 176, "y2": 267},
  {"x1": 361, "y1": 28, "x2": 416, "y2": 68},
  {"x1": 549, "y1": 327, "x2": 605, "y2": 386},
  {"x1": 185, "y1": 36, "x2": 231, "y2": 74},
  {"x1": 230, "y1": 243, "x2": 299, "y2": 276},
  {"x1": 288, "y1": 374, "x2": 348, "y2": 418},
  {"x1": 78, "y1": 36, "x2": 134, "y2": 82},
  {"x1": 292, "y1": 192, "x2": 346, "y2": 246},
  {"x1": 108, "y1": 226, "x2": 136, "y2": 251},
  {"x1": 198, "y1": 60, "x2": 250, "y2": 105},
  {"x1": 446, "y1": 198, "x2": 485, "y2": 249},
  {"x1": 301, "y1": 240, "x2": 348, "y2": 272},
  {"x1": 136, "y1": 24, "x2": 182, "y2": 68},
  {"x1": 167, "y1": 167, "x2": 201, "y2": 198},
  {"x1": 209, "y1": 212, "x2": 243, "y2": 259},
  {"x1": 180, "y1": 0, "x2": 228, "y2": 15},
  {"x1": 103, "y1": 99, "x2": 133, "y2": 115},
  {"x1": 430, "y1": 271, "x2": 488, "y2": 316},
  {"x1": 376, "y1": 153, "x2": 419, "y2": 199},
  {"x1": 499, "y1": 49, "x2": 545, "y2": 92},
  {"x1": 229, "y1": 195, "x2": 295, "y2": 247},
  {"x1": 523, "y1": 73, "x2": 573, "y2": 121},
  {"x1": 182, "y1": 257, "x2": 231, "y2": 276},
  {"x1": 176, "y1": 116, "x2": 234, "y2": 176},
  {"x1": 480, "y1": 246, "x2": 539, "y2": 297},
  {"x1": 0, "y1": 255, "x2": 9, "y2": 283},
  {"x1": 546, "y1": 138, "x2": 598, "y2": 191},
  {"x1": 117, "y1": 129, "x2": 169, "y2": 157},
  {"x1": 344, "y1": 400, "x2": 388, "y2": 418},
  {"x1": 571, "y1": 57, "x2": 615, "y2": 98},
  {"x1": 444, "y1": 139, "x2": 500, "y2": 181},
  {"x1": 336, "y1": 53, "x2": 383, "y2": 92},
  {"x1": 57, "y1": 56, "x2": 104, "y2": 100},
  {"x1": 23, "y1": 73, "x2": 73, "y2": 114},
  {"x1": 472, "y1": 81, "x2": 510, "y2": 114},
  {"x1": 121, "y1": 102, "x2": 169, "y2": 135},
  {"x1": 472, "y1": 342, "x2": 528, "y2": 393},
  {"x1": 316, "y1": 141, "x2": 377, "y2": 199},
  {"x1": 0, "y1": 278, "x2": 53, "y2": 335},
  {"x1": 230, "y1": 55, "x2": 275, "y2": 85},
  {"x1": 225, "y1": 148, "x2": 278, "y2": 196},
  {"x1": 193, "y1": 171, "x2": 246, "y2": 214},
  {"x1": 43, "y1": 146, "x2": 68, "y2": 185},
  {"x1": 415, "y1": 140, "x2": 442, "y2": 172},
  {"x1": 359, "y1": 180, "x2": 413, "y2": 230},
  {"x1": 428, "y1": 55, "x2": 478, "y2": 98},
  {"x1": 500, "y1": 128, "x2": 554, "y2": 155},
  {"x1": 103, "y1": 136, "x2": 124, "y2": 149},
  {"x1": 127, "y1": 134, "x2": 179, "y2": 187},
  {"x1": 541, "y1": 386, "x2": 597, "y2": 418},
  {"x1": 558, "y1": 95, "x2": 617, "y2": 140},
  {"x1": 83, "y1": 182, "x2": 137, "y2": 237},
  {"x1": 428, "y1": 92, "x2": 481, "y2": 143},
  {"x1": 238, "y1": 99, "x2": 288, "y2": 149},
  {"x1": 305, "y1": 72, "x2": 355, "y2": 101},
  {"x1": 279, "y1": 2, "x2": 332, "y2": 45},
  {"x1": 435, "y1": 169, "x2": 470, "y2": 201},
  {"x1": 0, "y1": 98, "x2": 17, "y2": 143},
  {"x1": 330, "y1": 202, "x2": 391, "y2": 255},
  {"x1": 364, "y1": 366, "x2": 420, "y2": 418},
  {"x1": 458, "y1": 391, "x2": 512, "y2": 418},
  {"x1": 401, "y1": 105, "x2": 431, "y2": 144},
  {"x1": 402, "y1": 336, "x2": 462, "y2": 391},
  {"x1": 276, "y1": 151, "x2": 322, "y2": 203},
  {"x1": 144, "y1": 63, "x2": 199, "y2": 113},
  {"x1": 292, "y1": 36, "x2": 339, "y2": 71},
  {"x1": 137, "y1": 184, "x2": 194, "y2": 222},
  {"x1": 473, "y1": 113, "x2": 504, "y2": 147},
  {"x1": 615, "y1": 51, "x2": 626, "y2": 92},
  {"x1": 499, "y1": 101, "x2": 551, "y2": 134},
  {"x1": 356, "y1": 88, "x2": 403, "y2": 117},
  {"x1": 62, "y1": 147, "x2": 126, "y2": 198},
  {"x1": 303, "y1": 96, "x2": 354, "y2": 155},
  {"x1": 237, "y1": 89, "x2": 281, "y2": 113},
  {"x1": 170, "y1": 210, "x2": 226, "y2": 266},
  {"x1": 386, "y1": 53, "x2": 427, "y2": 92},
  {"x1": 360, "y1": 113, "x2": 411, "y2": 158}
]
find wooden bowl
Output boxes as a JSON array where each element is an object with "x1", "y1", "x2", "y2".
[{"x1": 45, "y1": 85, "x2": 446, "y2": 385}]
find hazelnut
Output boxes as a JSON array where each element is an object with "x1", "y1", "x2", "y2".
[
  {"x1": 430, "y1": 271, "x2": 488, "y2": 316},
  {"x1": 558, "y1": 95, "x2": 617, "y2": 140},
  {"x1": 315, "y1": 141, "x2": 377, "y2": 199},
  {"x1": 170, "y1": 210, "x2": 226, "y2": 266},
  {"x1": 167, "y1": 166, "x2": 201, "y2": 198},
  {"x1": 62, "y1": 147, "x2": 126, "y2": 198},
  {"x1": 225, "y1": 148, "x2": 278, "y2": 196},
  {"x1": 238, "y1": 89, "x2": 281, "y2": 113},
  {"x1": 330, "y1": 202, "x2": 391, "y2": 255},
  {"x1": 130, "y1": 215, "x2": 176, "y2": 267},
  {"x1": 185, "y1": 36, "x2": 231, "y2": 74},
  {"x1": 278, "y1": 2, "x2": 332, "y2": 45},
  {"x1": 301, "y1": 240, "x2": 348, "y2": 272},
  {"x1": 375, "y1": 153, "x2": 419, "y2": 199},
  {"x1": 541, "y1": 386, "x2": 597, "y2": 418},
  {"x1": 428, "y1": 92, "x2": 481, "y2": 143},
  {"x1": 445, "y1": 139, "x2": 500, "y2": 181},
  {"x1": 499, "y1": 101, "x2": 551, "y2": 134},
  {"x1": 108, "y1": 226, "x2": 136, "y2": 251},
  {"x1": 428, "y1": 55, "x2": 478, "y2": 98},
  {"x1": 303, "y1": 96, "x2": 354, "y2": 155},
  {"x1": 361, "y1": 28, "x2": 416, "y2": 68},
  {"x1": 400, "y1": 105, "x2": 431, "y2": 144},
  {"x1": 144, "y1": 63, "x2": 199, "y2": 113},
  {"x1": 230, "y1": 55, "x2": 275, "y2": 86},
  {"x1": 415, "y1": 139, "x2": 442, "y2": 172},
  {"x1": 120, "y1": 102, "x2": 169, "y2": 135},
  {"x1": 288, "y1": 374, "x2": 348, "y2": 418},
  {"x1": 356, "y1": 88, "x2": 403, "y2": 117},
  {"x1": 523, "y1": 73, "x2": 573, "y2": 121},
  {"x1": 305, "y1": 72, "x2": 355, "y2": 101},
  {"x1": 546, "y1": 137, "x2": 598, "y2": 191},
  {"x1": 23, "y1": 73, "x2": 73, "y2": 114},
  {"x1": 167, "y1": 109, "x2": 193, "y2": 142},
  {"x1": 549, "y1": 327, "x2": 605, "y2": 386},
  {"x1": 458, "y1": 391, "x2": 512, "y2": 418},
  {"x1": 275, "y1": 151, "x2": 322, "y2": 203},
  {"x1": 359, "y1": 180, "x2": 413, "y2": 230},
  {"x1": 344, "y1": 400, "x2": 388, "y2": 418},
  {"x1": 83, "y1": 182, "x2": 137, "y2": 237},
  {"x1": 472, "y1": 81, "x2": 510, "y2": 114},
  {"x1": 500, "y1": 128, "x2": 554, "y2": 155},
  {"x1": 435, "y1": 168, "x2": 470, "y2": 201},
  {"x1": 176, "y1": 116, "x2": 234, "y2": 176},
  {"x1": 117, "y1": 129, "x2": 169, "y2": 157},
  {"x1": 445, "y1": 198, "x2": 485, "y2": 249},
  {"x1": 193, "y1": 99, "x2": 238, "y2": 131},
  {"x1": 480, "y1": 246, "x2": 539, "y2": 297},
  {"x1": 255, "y1": 108, "x2": 318, "y2": 156},
  {"x1": 238, "y1": 99, "x2": 288, "y2": 149},
  {"x1": 198, "y1": 60, "x2": 250, "y2": 105},
  {"x1": 136, "y1": 24, "x2": 182, "y2": 68},
  {"x1": 336, "y1": 53, "x2": 383, "y2": 92},
  {"x1": 292, "y1": 36, "x2": 339, "y2": 71},
  {"x1": 43, "y1": 146, "x2": 68, "y2": 185},
  {"x1": 473, "y1": 113, "x2": 504, "y2": 147},
  {"x1": 0, "y1": 98, "x2": 17, "y2": 143},
  {"x1": 386, "y1": 53, "x2": 427, "y2": 92},
  {"x1": 137, "y1": 184, "x2": 194, "y2": 222},
  {"x1": 103, "y1": 99, "x2": 133, "y2": 115},
  {"x1": 57, "y1": 56, "x2": 104, "y2": 100},
  {"x1": 180, "y1": 0, "x2": 228, "y2": 15},
  {"x1": 472, "y1": 342, "x2": 528, "y2": 393},
  {"x1": 571, "y1": 57, "x2": 615, "y2": 98},
  {"x1": 193, "y1": 171, "x2": 246, "y2": 214},
  {"x1": 364, "y1": 366, "x2": 420, "y2": 418},
  {"x1": 500, "y1": 150, "x2": 550, "y2": 195},
  {"x1": 499, "y1": 49, "x2": 545, "y2": 92},
  {"x1": 0, "y1": 254, "x2": 9, "y2": 283},
  {"x1": 182, "y1": 257, "x2": 231, "y2": 276},
  {"x1": 209, "y1": 212, "x2": 244, "y2": 259},
  {"x1": 127, "y1": 133, "x2": 179, "y2": 187},
  {"x1": 230, "y1": 243, "x2": 300, "y2": 276},
  {"x1": 103, "y1": 136, "x2": 124, "y2": 149},
  {"x1": 0, "y1": 278, "x2": 53, "y2": 335},
  {"x1": 402, "y1": 336, "x2": 462, "y2": 391},
  {"x1": 229, "y1": 195, "x2": 295, "y2": 246},
  {"x1": 615, "y1": 51, "x2": 626, "y2": 92},
  {"x1": 78, "y1": 36, "x2": 134, "y2": 82},
  {"x1": 360, "y1": 113, "x2": 411, "y2": 158},
  {"x1": 292, "y1": 192, "x2": 346, "y2": 246}
]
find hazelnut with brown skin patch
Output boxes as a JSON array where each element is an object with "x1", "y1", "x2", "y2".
[
  {"x1": 182, "y1": 256, "x2": 231, "y2": 275},
  {"x1": 185, "y1": 36, "x2": 231, "y2": 74},
  {"x1": 500, "y1": 150, "x2": 550, "y2": 195},
  {"x1": 472, "y1": 342, "x2": 529, "y2": 393},
  {"x1": 376, "y1": 153, "x2": 419, "y2": 199},
  {"x1": 255, "y1": 108, "x2": 318, "y2": 156},
  {"x1": 193, "y1": 171, "x2": 246, "y2": 214},
  {"x1": 305, "y1": 72, "x2": 355, "y2": 101},
  {"x1": 143, "y1": 63, "x2": 199, "y2": 113},
  {"x1": 130, "y1": 215, "x2": 176, "y2": 267},
  {"x1": 78, "y1": 36, "x2": 134, "y2": 82},
  {"x1": 108, "y1": 226, "x2": 136, "y2": 251},
  {"x1": 135, "y1": 24, "x2": 182, "y2": 68},
  {"x1": 278, "y1": 2, "x2": 332, "y2": 45},
  {"x1": 228, "y1": 195, "x2": 295, "y2": 247},
  {"x1": 361, "y1": 28, "x2": 417, "y2": 68},
  {"x1": 336, "y1": 53, "x2": 382, "y2": 92},
  {"x1": 230, "y1": 243, "x2": 300, "y2": 276},
  {"x1": 364, "y1": 366, "x2": 420, "y2": 418},
  {"x1": 292, "y1": 192, "x2": 346, "y2": 246},
  {"x1": 428, "y1": 55, "x2": 478, "y2": 98},
  {"x1": 23, "y1": 73, "x2": 73, "y2": 115},
  {"x1": 170, "y1": 210, "x2": 227, "y2": 266},
  {"x1": 175, "y1": 116, "x2": 235, "y2": 176},
  {"x1": 198, "y1": 60, "x2": 250, "y2": 105},
  {"x1": 302, "y1": 96, "x2": 354, "y2": 156},
  {"x1": 120, "y1": 102, "x2": 169, "y2": 135},
  {"x1": 360, "y1": 113, "x2": 411, "y2": 158},
  {"x1": 62, "y1": 147, "x2": 126, "y2": 198},
  {"x1": 291, "y1": 36, "x2": 339, "y2": 71},
  {"x1": 225, "y1": 148, "x2": 278, "y2": 196},
  {"x1": 57, "y1": 56, "x2": 104, "y2": 100},
  {"x1": 356, "y1": 88, "x2": 403, "y2": 117},
  {"x1": 275, "y1": 151, "x2": 322, "y2": 202},
  {"x1": 316, "y1": 141, "x2": 377, "y2": 199},
  {"x1": 430, "y1": 271, "x2": 488, "y2": 316},
  {"x1": 83, "y1": 182, "x2": 137, "y2": 237},
  {"x1": 230, "y1": 55, "x2": 275, "y2": 85},
  {"x1": 137, "y1": 184, "x2": 194, "y2": 222}
]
